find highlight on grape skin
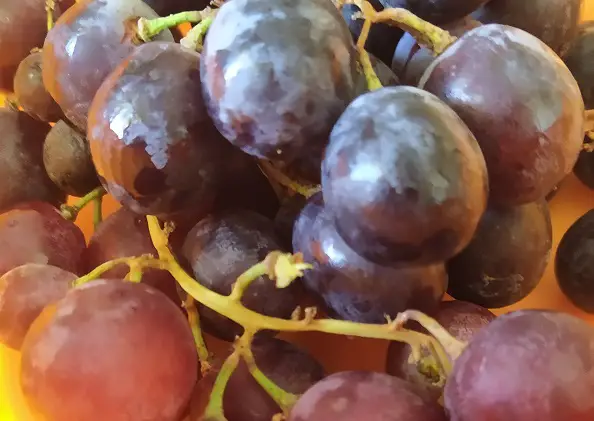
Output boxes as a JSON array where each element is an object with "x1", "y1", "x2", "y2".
[{"x1": 0, "y1": 0, "x2": 594, "y2": 420}]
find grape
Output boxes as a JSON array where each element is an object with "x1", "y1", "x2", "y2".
[
  {"x1": 0, "y1": 202, "x2": 86, "y2": 277},
  {"x1": 274, "y1": 194, "x2": 308, "y2": 249},
  {"x1": 386, "y1": 300, "x2": 495, "y2": 400},
  {"x1": 287, "y1": 371, "x2": 446, "y2": 421},
  {"x1": 445, "y1": 310, "x2": 594, "y2": 421},
  {"x1": 0, "y1": 264, "x2": 77, "y2": 350},
  {"x1": 446, "y1": 200, "x2": 552, "y2": 308},
  {"x1": 83, "y1": 207, "x2": 181, "y2": 305},
  {"x1": 367, "y1": 53, "x2": 400, "y2": 87},
  {"x1": 0, "y1": 0, "x2": 47, "y2": 91},
  {"x1": 42, "y1": 0, "x2": 174, "y2": 132},
  {"x1": 378, "y1": 0, "x2": 488, "y2": 25},
  {"x1": 181, "y1": 210, "x2": 301, "y2": 341},
  {"x1": 43, "y1": 120, "x2": 100, "y2": 197},
  {"x1": 191, "y1": 337, "x2": 325, "y2": 421},
  {"x1": 20, "y1": 279, "x2": 198, "y2": 421},
  {"x1": 564, "y1": 22, "x2": 594, "y2": 189},
  {"x1": 322, "y1": 86, "x2": 488, "y2": 266},
  {"x1": 420, "y1": 24, "x2": 584, "y2": 206},
  {"x1": 200, "y1": 0, "x2": 363, "y2": 183},
  {"x1": 555, "y1": 209, "x2": 594, "y2": 313},
  {"x1": 342, "y1": 2, "x2": 403, "y2": 65},
  {"x1": 392, "y1": 17, "x2": 481, "y2": 86},
  {"x1": 293, "y1": 195, "x2": 447, "y2": 323},
  {"x1": 13, "y1": 52, "x2": 64, "y2": 123},
  {"x1": 472, "y1": 0, "x2": 582, "y2": 56},
  {"x1": 0, "y1": 109, "x2": 65, "y2": 211},
  {"x1": 88, "y1": 42, "x2": 232, "y2": 218}
]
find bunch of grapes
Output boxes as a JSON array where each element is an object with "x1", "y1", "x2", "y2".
[{"x1": 1, "y1": 0, "x2": 594, "y2": 420}]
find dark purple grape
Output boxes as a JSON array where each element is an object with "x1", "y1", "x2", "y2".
[
  {"x1": 181, "y1": 210, "x2": 301, "y2": 341},
  {"x1": 386, "y1": 300, "x2": 495, "y2": 400},
  {"x1": 83, "y1": 207, "x2": 181, "y2": 306},
  {"x1": 472, "y1": 0, "x2": 582, "y2": 56},
  {"x1": 288, "y1": 371, "x2": 446, "y2": 421},
  {"x1": 574, "y1": 149, "x2": 594, "y2": 190},
  {"x1": 143, "y1": 0, "x2": 210, "y2": 16},
  {"x1": 392, "y1": 17, "x2": 481, "y2": 86},
  {"x1": 21, "y1": 279, "x2": 198, "y2": 421},
  {"x1": 200, "y1": 0, "x2": 362, "y2": 183},
  {"x1": 445, "y1": 310, "x2": 594, "y2": 421},
  {"x1": 274, "y1": 194, "x2": 308, "y2": 249},
  {"x1": 0, "y1": 109, "x2": 65, "y2": 211},
  {"x1": 420, "y1": 24, "x2": 584, "y2": 206},
  {"x1": 378, "y1": 0, "x2": 488, "y2": 25},
  {"x1": 0, "y1": 264, "x2": 77, "y2": 350},
  {"x1": 555, "y1": 209, "x2": 594, "y2": 313},
  {"x1": 322, "y1": 86, "x2": 488, "y2": 266},
  {"x1": 0, "y1": 0, "x2": 47, "y2": 91},
  {"x1": 292, "y1": 195, "x2": 447, "y2": 323},
  {"x1": 342, "y1": 2, "x2": 403, "y2": 65},
  {"x1": 14, "y1": 52, "x2": 64, "y2": 123},
  {"x1": 0, "y1": 202, "x2": 86, "y2": 277},
  {"x1": 88, "y1": 42, "x2": 232, "y2": 218},
  {"x1": 43, "y1": 120, "x2": 100, "y2": 197},
  {"x1": 446, "y1": 200, "x2": 552, "y2": 308},
  {"x1": 42, "y1": 0, "x2": 174, "y2": 132}
]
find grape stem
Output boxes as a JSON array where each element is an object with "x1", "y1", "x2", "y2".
[
  {"x1": 348, "y1": 0, "x2": 457, "y2": 55},
  {"x1": 180, "y1": 13, "x2": 216, "y2": 51},
  {"x1": 60, "y1": 186, "x2": 107, "y2": 222},
  {"x1": 72, "y1": 254, "x2": 166, "y2": 287},
  {"x1": 45, "y1": 0, "x2": 55, "y2": 31},
  {"x1": 202, "y1": 347, "x2": 241, "y2": 421},
  {"x1": 137, "y1": 11, "x2": 205, "y2": 42},
  {"x1": 146, "y1": 215, "x2": 454, "y2": 378},
  {"x1": 258, "y1": 161, "x2": 321, "y2": 198},
  {"x1": 183, "y1": 294, "x2": 212, "y2": 375},
  {"x1": 93, "y1": 195, "x2": 103, "y2": 230}
]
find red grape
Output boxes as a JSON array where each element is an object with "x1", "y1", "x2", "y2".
[
  {"x1": 322, "y1": 86, "x2": 488, "y2": 266},
  {"x1": 445, "y1": 310, "x2": 594, "y2": 421},
  {"x1": 84, "y1": 207, "x2": 180, "y2": 305},
  {"x1": 182, "y1": 210, "x2": 301, "y2": 341},
  {"x1": 0, "y1": 202, "x2": 85, "y2": 277},
  {"x1": 21, "y1": 279, "x2": 198, "y2": 421},
  {"x1": 0, "y1": 264, "x2": 77, "y2": 350},
  {"x1": 43, "y1": 120, "x2": 101, "y2": 197},
  {"x1": 420, "y1": 25, "x2": 584, "y2": 206},
  {"x1": 293, "y1": 195, "x2": 447, "y2": 323},
  {"x1": 14, "y1": 52, "x2": 64, "y2": 123},
  {"x1": 88, "y1": 41, "x2": 232, "y2": 218},
  {"x1": 0, "y1": 109, "x2": 65, "y2": 211},
  {"x1": 386, "y1": 300, "x2": 495, "y2": 400},
  {"x1": 42, "y1": 0, "x2": 174, "y2": 131},
  {"x1": 288, "y1": 371, "x2": 446, "y2": 421}
]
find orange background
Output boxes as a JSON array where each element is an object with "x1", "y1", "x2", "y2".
[{"x1": 2, "y1": 2, "x2": 594, "y2": 419}]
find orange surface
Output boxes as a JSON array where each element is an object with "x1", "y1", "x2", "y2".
[{"x1": 3, "y1": 3, "x2": 594, "y2": 420}]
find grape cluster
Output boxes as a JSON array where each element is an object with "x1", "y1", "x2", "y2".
[{"x1": 0, "y1": 0, "x2": 594, "y2": 420}]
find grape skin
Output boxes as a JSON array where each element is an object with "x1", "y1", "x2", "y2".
[
  {"x1": 42, "y1": 0, "x2": 174, "y2": 131},
  {"x1": 20, "y1": 280, "x2": 198, "y2": 421},
  {"x1": 0, "y1": 264, "x2": 77, "y2": 350},
  {"x1": 420, "y1": 24, "x2": 584, "y2": 206},
  {"x1": 322, "y1": 86, "x2": 488, "y2": 266}
]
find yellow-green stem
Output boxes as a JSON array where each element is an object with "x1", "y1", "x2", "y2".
[
  {"x1": 359, "y1": 49, "x2": 382, "y2": 91},
  {"x1": 180, "y1": 15, "x2": 215, "y2": 51},
  {"x1": 202, "y1": 352, "x2": 240, "y2": 421},
  {"x1": 61, "y1": 186, "x2": 107, "y2": 222},
  {"x1": 258, "y1": 161, "x2": 321, "y2": 198},
  {"x1": 46, "y1": 0, "x2": 55, "y2": 31},
  {"x1": 184, "y1": 294, "x2": 211, "y2": 374},
  {"x1": 72, "y1": 255, "x2": 164, "y2": 287},
  {"x1": 137, "y1": 11, "x2": 204, "y2": 42},
  {"x1": 93, "y1": 195, "x2": 103, "y2": 230},
  {"x1": 229, "y1": 263, "x2": 267, "y2": 302},
  {"x1": 146, "y1": 216, "x2": 453, "y2": 376}
]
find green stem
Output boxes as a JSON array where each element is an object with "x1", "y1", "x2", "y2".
[
  {"x1": 146, "y1": 216, "x2": 454, "y2": 378},
  {"x1": 137, "y1": 11, "x2": 205, "y2": 42},
  {"x1": 46, "y1": 0, "x2": 55, "y2": 31},
  {"x1": 93, "y1": 195, "x2": 103, "y2": 230},
  {"x1": 359, "y1": 49, "x2": 382, "y2": 91},
  {"x1": 184, "y1": 294, "x2": 212, "y2": 375},
  {"x1": 60, "y1": 186, "x2": 107, "y2": 221},
  {"x1": 72, "y1": 255, "x2": 164, "y2": 287},
  {"x1": 202, "y1": 352, "x2": 240, "y2": 421},
  {"x1": 228, "y1": 263, "x2": 268, "y2": 302},
  {"x1": 180, "y1": 16, "x2": 215, "y2": 51},
  {"x1": 240, "y1": 342, "x2": 299, "y2": 414},
  {"x1": 258, "y1": 161, "x2": 321, "y2": 198}
]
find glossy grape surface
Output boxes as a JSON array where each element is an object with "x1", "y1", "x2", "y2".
[
  {"x1": 42, "y1": 0, "x2": 174, "y2": 131},
  {"x1": 89, "y1": 42, "x2": 231, "y2": 217},
  {"x1": 322, "y1": 86, "x2": 488, "y2": 266},
  {"x1": 420, "y1": 24, "x2": 585, "y2": 206}
]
